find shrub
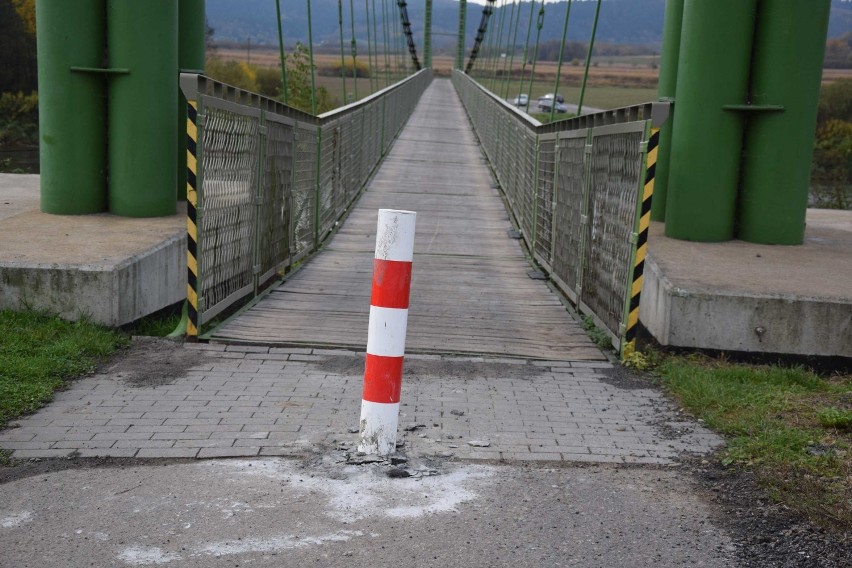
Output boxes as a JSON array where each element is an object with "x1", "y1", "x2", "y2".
[{"x1": 0, "y1": 91, "x2": 38, "y2": 147}]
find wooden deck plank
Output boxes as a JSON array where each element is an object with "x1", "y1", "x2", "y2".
[{"x1": 211, "y1": 79, "x2": 604, "y2": 361}]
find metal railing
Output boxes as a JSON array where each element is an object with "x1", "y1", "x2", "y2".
[
  {"x1": 452, "y1": 70, "x2": 669, "y2": 357},
  {"x1": 180, "y1": 70, "x2": 433, "y2": 335}
]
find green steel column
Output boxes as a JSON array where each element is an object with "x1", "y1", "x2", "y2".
[
  {"x1": 36, "y1": 0, "x2": 107, "y2": 215},
  {"x1": 177, "y1": 0, "x2": 206, "y2": 202},
  {"x1": 664, "y1": 0, "x2": 756, "y2": 242},
  {"x1": 649, "y1": 0, "x2": 683, "y2": 222},
  {"x1": 456, "y1": 0, "x2": 467, "y2": 70},
  {"x1": 108, "y1": 0, "x2": 178, "y2": 217},
  {"x1": 738, "y1": 0, "x2": 831, "y2": 245}
]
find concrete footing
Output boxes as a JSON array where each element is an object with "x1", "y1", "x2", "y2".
[
  {"x1": 0, "y1": 174, "x2": 185, "y2": 326},
  {"x1": 640, "y1": 211, "x2": 852, "y2": 358}
]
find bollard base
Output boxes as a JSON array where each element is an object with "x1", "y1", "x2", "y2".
[{"x1": 358, "y1": 401, "x2": 400, "y2": 456}]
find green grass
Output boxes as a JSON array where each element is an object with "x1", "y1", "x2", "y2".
[
  {"x1": 131, "y1": 311, "x2": 183, "y2": 338},
  {"x1": 656, "y1": 355, "x2": 852, "y2": 531},
  {"x1": 581, "y1": 315, "x2": 613, "y2": 350},
  {"x1": 0, "y1": 310, "x2": 128, "y2": 429}
]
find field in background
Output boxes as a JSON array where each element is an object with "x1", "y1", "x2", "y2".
[{"x1": 214, "y1": 46, "x2": 663, "y2": 110}]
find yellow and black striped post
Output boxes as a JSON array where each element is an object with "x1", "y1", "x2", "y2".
[
  {"x1": 623, "y1": 127, "x2": 659, "y2": 357},
  {"x1": 186, "y1": 100, "x2": 200, "y2": 338}
]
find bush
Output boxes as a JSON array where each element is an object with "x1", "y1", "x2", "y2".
[
  {"x1": 811, "y1": 80, "x2": 852, "y2": 209},
  {"x1": 0, "y1": 91, "x2": 38, "y2": 147},
  {"x1": 325, "y1": 59, "x2": 371, "y2": 79},
  {"x1": 205, "y1": 58, "x2": 259, "y2": 92}
]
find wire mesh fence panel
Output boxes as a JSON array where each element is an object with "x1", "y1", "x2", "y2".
[
  {"x1": 197, "y1": 100, "x2": 260, "y2": 323},
  {"x1": 345, "y1": 110, "x2": 364, "y2": 202},
  {"x1": 580, "y1": 125, "x2": 645, "y2": 338},
  {"x1": 520, "y1": 128, "x2": 538, "y2": 246},
  {"x1": 317, "y1": 121, "x2": 339, "y2": 238},
  {"x1": 258, "y1": 114, "x2": 295, "y2": 282},
  {"x1": 452, "y1": 70, "x2": 664, "y2": 354},
  {"x1": 182, "y1": 70, "x2": 432, "y2": 334},
  {"x1": 551, "y1": 131, "x2": 589, "y2": 298},
  {"x1": 534, "y1": 136, "x2": 556, "y2": 265},
  {"x1": 292, "y1": 122, "x2": 319, "y2": 261}
]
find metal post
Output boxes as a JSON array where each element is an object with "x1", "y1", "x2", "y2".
[
  {"x1": 178, "y1": 0, "x2": 206, "y2": 202},
  {"x1": 665, "y1": 0, "x2": 756, "y2": 242},
  {"x1": 108, "y1": 0, "x2": 178, "y2": 216},
  {"x1": 36, "y1": 0, "x2": 107, "y2": 215},
  {"x1": 359, "y1": 209, "x2": 417, "y2": 456},
  {"x1": 650, "y1": 0, "x2": 683, "y2": 222},
  {"x1": 738, "y1": 0, "x2": 831, "y2": 245}
]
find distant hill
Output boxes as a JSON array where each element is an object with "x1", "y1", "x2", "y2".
[{"x1": 207, "y1": 0, "x2": 852, "y2": 52}]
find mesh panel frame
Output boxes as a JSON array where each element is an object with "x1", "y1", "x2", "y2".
[{"x1": 197, "y1": 100, "x2": 260, "y2": 322}]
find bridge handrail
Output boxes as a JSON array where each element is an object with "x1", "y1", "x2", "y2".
[
  {"x1": 180, "y1": 70, "x2": 433, "y2": 336},
  {"x1": 453, "y1": 70, "x2": 670, "y2": 357}
]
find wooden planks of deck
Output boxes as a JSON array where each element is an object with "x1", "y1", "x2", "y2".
[{"x1": 211, "y1": 79, "x2": 605, "y2": 361}]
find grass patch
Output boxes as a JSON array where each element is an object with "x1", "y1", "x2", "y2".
[
  {"x1": 656, "y1": 355, "x2": 852, "y2": 532},
  {"x1": 0, "y1": 310, "x2": 128, "y2": 429},
  {"x1": 131, "y1": 311, "x2": 183, "y2": 338},
  {"x1": 581, "y1": 315, "x2": 613, "y2": 350}
]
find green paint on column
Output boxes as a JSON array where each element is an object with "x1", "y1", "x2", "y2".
[
  {"x1": 107, "y1": 0, "x2": 178, "y2": 217},
  {"x1": 650, "y1": 0, "x2": 683, "y2": 223},
  {"x1": 36, "y1": 0, "x2": 107, "y2": 215},
  {"x1": 177, "y1": 0, "x2": 206, "y2": 202},
  {"x1": 738, "y1": 0, "x2": 831, "y2": 245},
  {"x1": 665, "y1": 0, "x2": 756, "y2": 242}
]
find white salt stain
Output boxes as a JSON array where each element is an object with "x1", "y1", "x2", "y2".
[
  {"x1": 117, "y1": 546, "x2": 180, "y2": 565},
  {"x1": 1, "y1": 511, "x2": 33, "y2": 528},
  {"x1": 195, "y1": 530, "x2": 363, "y2": 557},
  {"x1": 207, "y1": 459, "x2": 495, "y2": 523},
  {"x1": 118, "y1": 531, "x2": 363, "y2": 565}
]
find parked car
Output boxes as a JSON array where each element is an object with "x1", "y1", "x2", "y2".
[
  {"x1": 511, "y1": 94, "x2": 529, "y2": 107},
  {"x1": 537, "y1": 93, "x2": 566, "y2": 112}
]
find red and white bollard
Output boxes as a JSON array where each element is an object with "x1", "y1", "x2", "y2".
[{"x1": 358, "y1": 209, "x2": 416, "y2": 455}]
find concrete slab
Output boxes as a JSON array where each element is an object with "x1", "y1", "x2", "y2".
[
  {"x1": 0, "y1": 459, "x2": 736, "y2": 568},
  {"x1": 0, "y1": 174, "x2": 185, "y2": 326},
  {"x1": 640, "y1": 210, "x2": 852, "y2": 357}
]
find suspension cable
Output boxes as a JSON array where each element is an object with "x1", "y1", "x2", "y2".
[
  {"x1": 549, "y1": 0, "x2": 573, "y2": 123},
  {"x1": 275, "y1": 0, "x2": 289, "y2": 104},
  {"x1": 577, "y1": 0, "x2": 602, "y2": 115},
  {"x1": 464, "y1": 0, "x2": 497, "y2": 74},
  {"x1": 365, "y1": 0, "x2": 375, "y2": 93},
  {"x1": 306, "y1": 0, "x2": 318, "y2": 114},
  {"x1": 381, "y1": 0, "x2": 390, "y2": 86},
  {"x1": 349, "y1": 0, "x2": 359, "y2": 99},
  {"x1": 489, "y1": 0, "x2": 508, "y2": 90},
  {"x1": 396, "y1": 0, "x2": 422, "y2": 71},
  {"x1": 517, "y1": 0, "x2": 537, "y2": 100},
  {"x1": 372, "y1": 0, "x2": 381, "y2": 88},
  {"x1": 338, "y1": 0, "x2": 348, "y2": 100},
  {"x1": 524, "y1": 1, "x2": 545, "y2": 110},
  {"x1": 478, "y1": 0, "x2": 497, "y2": 80},
  {"x1": 500, "y1": 0, "x2": 520, "y2": 98}
]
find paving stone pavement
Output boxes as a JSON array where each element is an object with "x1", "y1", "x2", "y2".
[{"x1": 0, "y1": 342, "x2": 723, "y2": 463}]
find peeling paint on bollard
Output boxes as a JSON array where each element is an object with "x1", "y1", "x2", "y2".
[{"x1": 358, "y1": 209, "x2": 416, "y2": 455}]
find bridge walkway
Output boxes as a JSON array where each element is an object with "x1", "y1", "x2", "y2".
[{"x1": 211, "y1": 78, "x2": 604, "y2": 361}]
